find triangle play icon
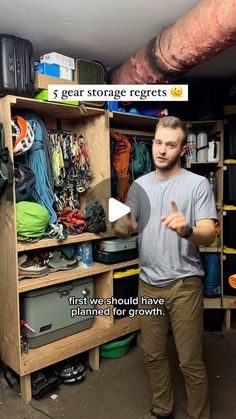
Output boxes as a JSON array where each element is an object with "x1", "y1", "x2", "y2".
[{"x1": 108, "y1": 198, "x2": 130, "y2": 222}]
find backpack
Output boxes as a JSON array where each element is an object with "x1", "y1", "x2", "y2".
[
  {"x1": 129, "y1": 140, "x2": 152, "y2": 179},
  {"x1": 111, "y1": 132, "x2": 131, "y2": 202}
]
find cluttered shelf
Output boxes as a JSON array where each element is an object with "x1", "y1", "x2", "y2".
[
  {"x1": 17, "y1": 230, "x2": 115, "y2": 252},
  {"x1": 18, "y1": 258, "x2": 139, "y2": 293}
]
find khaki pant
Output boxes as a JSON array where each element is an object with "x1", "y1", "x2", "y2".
[{"x1": 139, "y1": 277, "x2": 210, "y2": 419}]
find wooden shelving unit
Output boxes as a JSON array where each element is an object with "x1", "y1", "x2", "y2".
[{"x1": 0, "y1": 97, "x2": 230, "y2": 402}]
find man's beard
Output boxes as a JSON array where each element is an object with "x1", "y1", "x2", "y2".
[{"x1": 153, "y1": 154, "x2": 181, "y2": 171}]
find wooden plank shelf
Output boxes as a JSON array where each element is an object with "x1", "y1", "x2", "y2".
[
  {"x1": 199, "y1": 247, "x2": 222, "y2": 253},
  {"x1": 18, "y1": 259, "x2": 139, "y2": 293},
  {"x1": 20, "y1": 316, "x2": 140, "y2": 375},
  {"x1": 185, "y1": 161, "x2": 223, "y2": 169},
  {"x1": 203, "y1": 298, "x2": 222, "y2": 309},
  {"x1": 109, "y1": 111, "x2": 158, "y2": 131},
  {"x1": 222, "y1": 296, "x2": 236, "y2": 308},
  {"x1": 17, "y1": 230, "x2": 115, "y2": 252},
  {"x1": 7, "y1": 95, "x2": 104, "y2": 120}
]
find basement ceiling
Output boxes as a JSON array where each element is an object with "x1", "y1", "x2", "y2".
[{"x1": 0, "y1": 0, "x2": 236, "y2": 80}]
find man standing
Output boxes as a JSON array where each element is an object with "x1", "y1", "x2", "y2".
[{"x1": 114, "y1": 116, "x2": 216, "y2": 419}]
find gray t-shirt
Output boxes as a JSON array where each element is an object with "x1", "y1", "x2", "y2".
[{"x1": 126, "y1": 169, "x2": 217, "y2": 286}]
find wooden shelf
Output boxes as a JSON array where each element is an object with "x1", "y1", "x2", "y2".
[
  {"x1": 185, "y1": 161, "x2": 223, "y2": 169},
  {"x1": 199, "y1": 247, "x2": 222, "y2": 253},
  {"x1": 204, "y1": 297, "x2": 222, "y2": 309},
  {"x1": 17, "y1": 230, "x2": 115, "y2": 252},
  {"x1": 20, "y1": 316, "x2": 140, "y2": 375},
  {"x1": 109, "y1": 111, "x2": 158, "y2": 131},
  {"x1": 18, "y1": 259, "x2": 139, "y2": 293},
  {"x1": 7, "y1": 95, "x2": 104, "y2": 120},
  {"x1": 222, "y1": 296, "x2": 236, "y2": 308}
]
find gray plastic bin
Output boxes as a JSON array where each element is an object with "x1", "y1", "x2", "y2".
[{"x1": 21, "y1": 277, "x2": 94, "y2": 348}]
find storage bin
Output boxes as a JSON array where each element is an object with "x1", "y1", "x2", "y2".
[
  {"x1": 223, "y1": 205, "x2": 236, "y2": 248},
  {"x1": 100, "y1": 333, "x2": 136, "y2": 358},
  {"x1": 113, "y1": 267, "x2": 140, "y2": 318},
  {"x1": 224, "y1": 160, "x2": 236, "y2": 204},
  {"x1": 21, "y1": 277, "x2": 95, "y2": 348},
  {"x1": 93, "y1": 236, "x2": 138, "y2": 264},
  {"x1": 223, "y1": 248, "x2": 236, "y2": 296},
  {"x1": 75, "y1": 58, "x2": 106, "y2": 107}
]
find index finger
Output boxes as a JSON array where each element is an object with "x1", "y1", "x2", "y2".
[{"x1": 171, "y1": 200, "x2": 178, "y2": 213}]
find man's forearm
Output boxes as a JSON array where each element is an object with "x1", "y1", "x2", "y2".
[
  {"x1": 188, "y1": 225, "x2": 216, "y2": 246},
  {"x1": 113, "y1": 214, "x2": 138, "y2": 239}
]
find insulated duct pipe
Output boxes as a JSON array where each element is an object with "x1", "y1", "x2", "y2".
[{"x1": 111, "y1": 0, "x2": 236, "y2": 84}]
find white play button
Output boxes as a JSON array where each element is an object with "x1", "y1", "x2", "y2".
[{"x1": 108, "y1": 198, "x2": 130, "y2": 222}]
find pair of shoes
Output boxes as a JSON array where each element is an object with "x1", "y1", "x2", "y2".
[{"x1": 144, "y1": 409, "x2": 174, "y2": 419}]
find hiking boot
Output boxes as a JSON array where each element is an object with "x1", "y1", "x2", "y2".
[
  {"x1": 144, "y1": 409, "x2": 174, "y2": 419},
  {"x1": 47, "y1": 250, "x2": 78, "y2": 272},
  {"x1": 18, "y1": 253, "x2": 49, "y2": 279}
]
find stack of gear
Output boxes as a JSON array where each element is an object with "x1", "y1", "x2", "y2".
[
  {"x1": 58, "y1": 208, "x2": 86, "y2": 234},
  {"x1": 111, "y1": 132, "x2": 131, "y2": 202},
  {"x1": 54, "y1": 358, "x2": 86, "y2": 384},
  {"x1": 16, "y1": 201, "x2": 50, "y2": 242},
  {"x1": 84, "y1": 200, "x2": 106, "y2": 233},
  {"x1": 49, "y1": 131, "x2": 93, "y2": 211},
  {"x1": 31, "y1": 371, "x2": 60, "y2": 399},
  {"x1": 18, "y1": 248, "x2": 78, "y2": 279},
  {"x1": 0, "y1": 122, "x2": 13, "y2": 200},
  {"x1": 14, "y1": 163, "x2": 35, "y2": 202},
  {"x1": 21, "y1": 113, "x2": 57, "y2": 224}
]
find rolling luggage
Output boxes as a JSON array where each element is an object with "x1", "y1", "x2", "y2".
[{"x1": 0, "y1": 34, "x2": 35, "y2": 97}]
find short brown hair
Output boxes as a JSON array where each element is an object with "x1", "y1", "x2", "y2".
[{"x1": 155, "y1": 116, "x2": 189, "y2": 145}]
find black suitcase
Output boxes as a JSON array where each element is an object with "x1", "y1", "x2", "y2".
[{"x1": 0, "y1": 34, "x2": 35, "y2": 97}]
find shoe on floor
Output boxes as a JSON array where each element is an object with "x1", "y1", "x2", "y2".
[{"x1": 144, "y1": 409, "x2": 174, "y2": 419}]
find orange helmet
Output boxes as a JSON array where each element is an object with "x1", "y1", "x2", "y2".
[{"x1": 12, "y1": 116, "x2": 34, "y2": 155}]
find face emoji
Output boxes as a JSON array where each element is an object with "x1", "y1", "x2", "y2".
[{"x1": 171, "y1": 86, "x2": 183, "y2": 97}]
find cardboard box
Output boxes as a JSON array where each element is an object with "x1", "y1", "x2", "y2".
[
  {"x1": 34, "y1": 73, "x2": 77, "y2": 90},
  {"x1": 40, "y1": 52, "x2": 75, "y2": 70},
  {"x1": 35, "y1": 63, "x2": 74, "y2": 80}
]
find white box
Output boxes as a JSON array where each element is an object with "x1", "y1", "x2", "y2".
[
  {"x1": 40, "y1": 52, "x2": 75, "y2": 70},
  {"x1": 59, "y1": 67, "x2": 74, "y2": 80}
]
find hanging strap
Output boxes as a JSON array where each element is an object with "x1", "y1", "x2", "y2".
[{"x1": 0, "y1": 122, "x2": 14, "y2": 201}]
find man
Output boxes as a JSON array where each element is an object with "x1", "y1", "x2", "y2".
[{"x1": 114, "y1": 116, "x2": 216, "y2": 419}]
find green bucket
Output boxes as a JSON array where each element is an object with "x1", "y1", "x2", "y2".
[{"x1": 100, "y1": 333, "x2": 136, "y2": 359}]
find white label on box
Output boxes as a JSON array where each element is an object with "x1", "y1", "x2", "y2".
[
  {"x1": 59, "y1": 67, "x2": 74, "y2": 80},
  {"x1": 40, "y1": 52, "x2": 75, "y2": 70}
]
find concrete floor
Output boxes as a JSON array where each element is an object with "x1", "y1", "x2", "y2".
[{"x1": 0, "y1": 330, "x2": 236, "y2": 419}]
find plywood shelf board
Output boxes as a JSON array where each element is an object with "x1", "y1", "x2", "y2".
[
  {"x1": 18, "y1": 259, "x2": 139, "y2": 292},
  {"x1": 21, "y1": 317, "x2": 140, "y2": 375},
  {"x1": 17, "y1": 230, "x2": 115, "y2": 252}
]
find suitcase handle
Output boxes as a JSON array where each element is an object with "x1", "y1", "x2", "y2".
[
  {"x1": 30, "y1": 53, "x2": 35, "y2": 84},
  {"x1": 24, "y1": 49, "x2": 35, "y2": 85}
]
